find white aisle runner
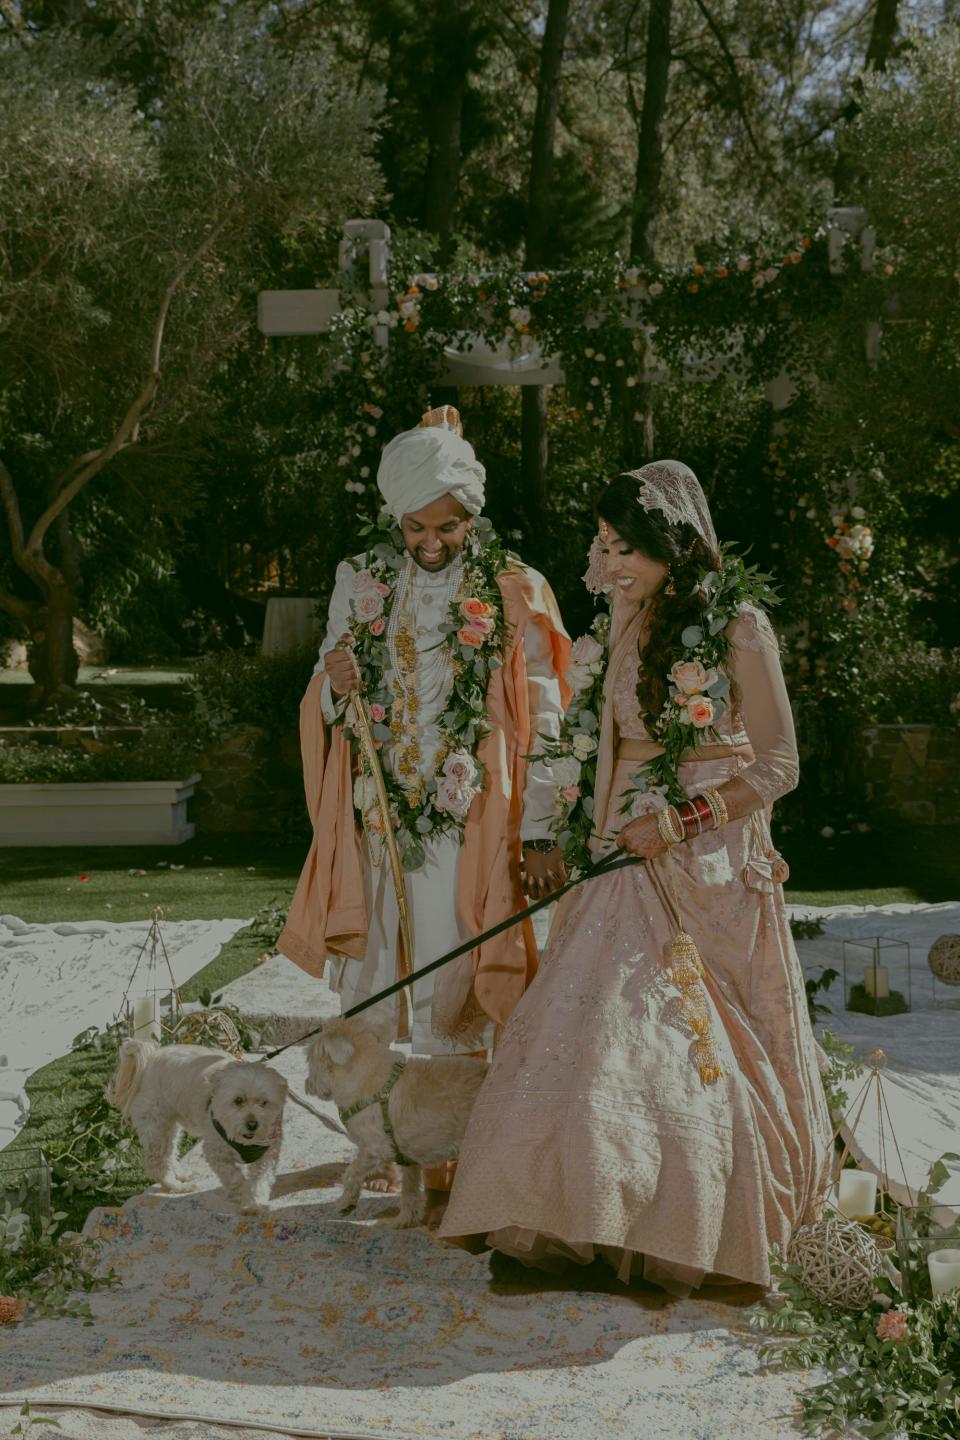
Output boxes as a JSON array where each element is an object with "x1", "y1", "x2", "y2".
[{"x1": 0, "y1": 915, "x2": 251, "y2": 1147}]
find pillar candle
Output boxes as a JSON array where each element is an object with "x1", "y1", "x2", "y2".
[
  {"x1": 863, "y1": 964, "x2": 890, "y2": 999},
  {"x1": 928, "y1": 1249, "x2": 960, "y2": 1297},
  {"x1": 132, "y1": 993, "x2": 160, "y2": 1042},
  {"x1": 838, "y1": 1168, "x2": 878, "y2": 1218}
]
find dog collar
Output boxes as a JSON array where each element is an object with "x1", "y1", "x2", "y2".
[{"x1": 208, "y1": 1105, "x2": 274, "y2": 1164}]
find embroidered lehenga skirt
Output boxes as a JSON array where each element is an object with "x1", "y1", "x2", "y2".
[{"x1": 439, "y1": 755, "x2": 833, "y2": 1294}]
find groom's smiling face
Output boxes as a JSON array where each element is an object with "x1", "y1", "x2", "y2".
[{"x1": 400, "y1": 495, "x2": 474, "y2": 572}]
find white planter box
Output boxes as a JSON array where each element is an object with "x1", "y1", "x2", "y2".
[{"x1": 0, "y1": 774, "x2": 202, "y2": 847}]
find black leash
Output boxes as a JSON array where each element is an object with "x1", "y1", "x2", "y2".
[{"x1": 259, "y1": 850, "x2": 644, "y2": 1063}]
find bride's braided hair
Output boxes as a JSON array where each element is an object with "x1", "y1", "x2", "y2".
[{"x1": 596, "y1": 474, "x2": 722, "y2": 727}]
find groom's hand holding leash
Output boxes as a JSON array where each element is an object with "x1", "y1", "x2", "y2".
[{"x1": 522, "y1": 843, "x2": 567, "y2": 899}]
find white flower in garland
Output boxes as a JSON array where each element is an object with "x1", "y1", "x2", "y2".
[
  {"x1": 552, "y1": 755, "x2": 583, "y2": 789},
  {"x1": 571, "y1": 732, "x2": 598, "y2": 760}
]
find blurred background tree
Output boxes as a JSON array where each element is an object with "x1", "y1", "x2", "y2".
[{"x1": 1, "y1": 0, "x2": 957, "y2": 819}]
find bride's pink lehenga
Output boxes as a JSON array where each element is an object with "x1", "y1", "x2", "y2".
[{"x1": 439, "y1": 599, "x2": 833, "y2": 1294}]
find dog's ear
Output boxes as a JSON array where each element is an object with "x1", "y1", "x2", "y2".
[{"x1": 321, "y1": 1031, "x2": 355, "y2": 1067}]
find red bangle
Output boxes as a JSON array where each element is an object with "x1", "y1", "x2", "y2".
[
  {"x1": 691, "y1": 794, "x2": 714, "y2": 830},
  {"x1": 676, "y1": 800, "x2": 701, "y2": 837}
]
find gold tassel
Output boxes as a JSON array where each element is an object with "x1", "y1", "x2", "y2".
[{"x1": 666, "y1": 926, "x2": 724, "y2": 1087}]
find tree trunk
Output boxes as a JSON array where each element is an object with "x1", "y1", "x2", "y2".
[
  {"x1": 864, "y1": 0, "x2": 900, "y2": 71},
  {"x1": 422, "y1": 0, "x2": 473, "y2": 264},
  {"x1": 628, "y1": 0, "x2": 672, "y2": 464},
  {"x1": 630, "y1": 0, "x2": 672, "y2": 266},
  {"x1": 27, "y1": 585, "x2": 79, "y2": 702},
  {"x1": 521, "y1": 0, "x2": 571, "y2": 563}
]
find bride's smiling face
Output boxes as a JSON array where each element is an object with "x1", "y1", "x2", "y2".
[{"x1": 599, "y1": 521, "x2": 669, "y2": 600}]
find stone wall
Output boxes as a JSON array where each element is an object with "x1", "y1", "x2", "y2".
[{"x1": 860, "y1": 724, "x2": 960, "y2": 826}]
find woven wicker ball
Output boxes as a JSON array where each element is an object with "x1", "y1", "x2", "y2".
[
  {"x1": 928, "y1": 934, "x2": 960, "y2": 985},
  {"x1": 173, "y1": 1008, "x2": 244, "y2": 1056},
  {"x1": 787, "y1": 1216, "x2": 883, "y2": 1310}
]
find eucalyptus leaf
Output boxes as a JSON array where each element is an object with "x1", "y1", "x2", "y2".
[
  {"x1": 709, "y1": 613, "x2": 728, "y2": 636},
  {"x1": 681, "y1": 625, "x2": 703, "y2": 648},
  {"x1": 414, "y1": 816, "x2": 434, "y2": 834},
  {"x1": 579, "y1": 709, "x2": 598, "y2": 733},
  {"x1": 371, "y1": 723, "x2": 392, "y2": 742}
]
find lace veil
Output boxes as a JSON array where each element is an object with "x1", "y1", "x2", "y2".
[{"x1": 583, "y1": 459, "x2": 719, "y2": 594}]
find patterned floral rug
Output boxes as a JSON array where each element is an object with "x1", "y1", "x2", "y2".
[{"x1": 0, "y1": 1048, "x2": 817, "y2": 1440}]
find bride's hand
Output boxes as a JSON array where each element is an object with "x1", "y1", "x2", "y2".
[{"x1": 616, "y1": 813, "x2": 668, "y2": 859}]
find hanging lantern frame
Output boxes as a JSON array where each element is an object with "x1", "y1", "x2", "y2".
[{"x1": 116, "y1": 908, "x2": 183, "y2": 1043}]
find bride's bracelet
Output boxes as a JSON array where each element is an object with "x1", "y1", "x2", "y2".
[
  {"x1": 675, "y1": 789, "x2": 728, "y2": 839},
  {"x1": 656, "y1": 805, "x2": 685, "y2": 847}
]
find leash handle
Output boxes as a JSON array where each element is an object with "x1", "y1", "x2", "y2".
[{"x1": 259, "y1": 850, "x2": 644, "y2": 1062}]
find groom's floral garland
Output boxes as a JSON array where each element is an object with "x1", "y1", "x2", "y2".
[
  {"x1": 338, "y1": 509, "x2": 512, "y2": 871},
  {"x1": 542, "y1": 547, "x2": 779, "y2": 872}
]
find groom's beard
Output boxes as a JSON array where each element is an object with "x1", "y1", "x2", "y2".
[{"x1": 406, "y1": 540, "x2": 464, "y2": 573}]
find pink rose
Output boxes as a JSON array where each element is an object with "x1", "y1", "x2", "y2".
[
  {"x1": 0, "y1": 1296, "x2": 25, "y2": 1324},
  {"x1": 457, "y1": 626, "x2": 485, "y2": 648},
  {"x1": 351, "y1": 568, "x2": 378, "y2": 594},
  {"x1": 374, "y1": 581, "x2": 391, "y2": 597},
  {"x1": 670, "y1": 659, "x2": 717, "y2": 695},
  {"x1": 369, "y1": 703, "x2": 386, "y2": 722},
  {"x1": 443, "y1": 752, "x2": 478, "y2": 786},
  {"x1": 467, "y1": 616, "x2": 495, "y2": 637},
  {"x1": 570, "y1": 634, "x2": 603, "y2": 665},
  {"x1": 563, "y1": 784, "x2": 580, "y2": 802},
  {"x1": 687, "y1": 696, "x2": 715, "y2": 728},
  {"x1": 369, "y1": 617, "x2": 385, "y2": 636},
  {"x1": 353, "y1": 590, "x2": 384, "y2": 623},
  {"x1": 876, "y1": 1310, "x2": 908, "y2": 1343}
]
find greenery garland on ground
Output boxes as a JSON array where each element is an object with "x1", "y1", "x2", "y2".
[
  {"x1": 339, "y1": 508, "x2": 515, "y2": 871},
  {"x1": 749, "y1": 1154, "x2": 960, "y2": 1438}
]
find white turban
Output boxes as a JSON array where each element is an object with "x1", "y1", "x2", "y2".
[{"x1": 377, "y1": 423, "x2": 486, "y2": 522}]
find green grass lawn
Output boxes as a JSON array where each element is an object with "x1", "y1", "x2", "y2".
[{"x1": 0, "y1": 833, "x2": 307, "y2": 923}]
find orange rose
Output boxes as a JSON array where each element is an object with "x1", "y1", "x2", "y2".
[
  {"x1": 457, "y1": 626, "x2": 484, "y2": 648},
  {"x1": 688, "y1": 282, "x2": 699, "y2": 293},
  {"x1": 687, "y1": 696, "x2": 715, "y2": 728},
  {"x1": 461, "y1": 598, "x2": 495, "y2": 620},
  {"x1": 694, "y1": 264, "x2": 705, "y2": 276},
  {"x1": 715, "y1": 266, "x2": 728, "y2": 278}
]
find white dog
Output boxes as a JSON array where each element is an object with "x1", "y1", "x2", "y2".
[
  {"x1": 305, "y1": 1016, "x2": 487, "y2": 1228},
  {"x1": 106, "y1": 1040, "x2": 288, "y2": 1215}
]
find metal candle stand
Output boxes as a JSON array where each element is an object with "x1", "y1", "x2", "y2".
[
  {"x1": 841, "y1": 934, "x2": 912, "y2": 1016},
  {"x1": 117, "y1": 907, "x2": 182, "y2": 1043}
]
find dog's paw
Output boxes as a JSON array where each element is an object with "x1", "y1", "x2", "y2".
[
  {"x1": 335, "y1": 1196, "x2": 358, "y2": 1215},
  {"x1": 238, "y1": 1202, "x2": 268, "y2": 1216},
  {"x1": 378, "y1": 1210, "x2": 424, "y2": 1230},
  {"x1": 155, "y1": 1179, "x2": 195, "y2": 1194}
]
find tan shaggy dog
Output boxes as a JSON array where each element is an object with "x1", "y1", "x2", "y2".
[
  {"x1": 305, "y1": 1017, "x2": 487, "y2": 1227},
  {"x1": 106, "y1": 1039, "x2": 288, "y2": 1214}
]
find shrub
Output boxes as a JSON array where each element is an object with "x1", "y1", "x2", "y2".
[
  {"x1": 868, "y1": 645, "x2": 960, "y2": 727},
  {"x1": 0, "y1": 733, "x2": 198, "y2": 783},
  {"x1": 186, "y1": 647, "x2": 316, "y2": 739}
]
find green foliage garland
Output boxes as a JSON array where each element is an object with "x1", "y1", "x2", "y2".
[{"x1": 338, "y1": 510, "x2": 517, "y2": 871}]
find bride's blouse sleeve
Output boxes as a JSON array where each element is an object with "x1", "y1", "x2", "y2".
[{"x1": 727, "y1": 604, "x2": 799, "y2": 806}]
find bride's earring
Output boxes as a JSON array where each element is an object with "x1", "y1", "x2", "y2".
[{"x1": 664, "y1": 573, "x2": 677, "y2": 596}]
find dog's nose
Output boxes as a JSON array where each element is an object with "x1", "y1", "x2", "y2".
[{"x1": 244, "y1": 1117, "x2": 259, "y2": 1134}]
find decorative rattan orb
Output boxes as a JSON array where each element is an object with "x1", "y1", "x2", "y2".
[
  {"x1": 173, "y1": 1008, "x2": 244, "y2": 1056},
  {"x1": 787, "y1": 1216, "x2": 884, "y2": 1310},
  {"x1": 928, "y1": 934, "x2": 960, "y2": 985}
]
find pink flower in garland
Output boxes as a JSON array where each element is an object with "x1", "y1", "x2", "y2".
[
  {"x1": 369, "y1": 703, "x2": 386, "y2": 722},
  {"x1": 563, "y1": 784, "x2": 580, "y2": 803},
  {"x1": 876, "y1": 1310, "x2": 908, "y2": 1343},
  {"x1": 369, "y1": 617, "x2": 386, "y2": 636}
]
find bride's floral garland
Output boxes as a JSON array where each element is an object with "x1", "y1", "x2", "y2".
[
  {"x1": 543, "y1": 547, "x2": 779, "y2": 872},
  {"x1": 337, "y1": 508, "x2": 512, "y2": 871}
]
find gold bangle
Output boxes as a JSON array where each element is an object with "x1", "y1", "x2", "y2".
[
  {"x1": 703, "y1": 787, "x2": 728, "y2": 829},
  {"x1": 657, "y1": 804, "x2": 684, "y2": 846}
]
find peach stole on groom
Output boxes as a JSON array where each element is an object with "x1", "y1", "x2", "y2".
[{"x1": 276, "y1": 566, "x2": 572, "y2": 1038}]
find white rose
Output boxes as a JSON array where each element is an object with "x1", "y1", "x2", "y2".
[
  {"x1": 551, "y1": 756, "x2": 582, "y2": 789},
  {"x1": 353, "y1": 774, "x2": 377, "y2": 813},
  {"x1": 352, "y1": 589, "x2": 384, "y2": 623},
  {"x1": 571, "y1": 732, "x2": 598, "y2": 759},
  {"x1": 571, "y1": 635, "x2": 604, "y2": 665},
  {"x1": 434, "y1": 774, "x2": 475, "y2": 819},
  {"x1": 669, "y1": 659, "x2": 718, "y2": 695},
  {"x1": 351, "y1": 567, "x2": 378, "y2": 593},
  {"x1": 850, "y1": 505, "x2": 866, "y2": 519},
  {"x1": 566, "y1": 662, "x2": 596, "y2": 694}
]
